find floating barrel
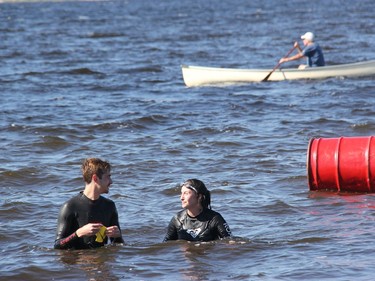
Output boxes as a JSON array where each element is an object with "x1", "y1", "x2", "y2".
[{"x1": 307, "y1": 136, "x2": 375, "y2": 192}]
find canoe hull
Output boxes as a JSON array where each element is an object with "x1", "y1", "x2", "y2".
[{"x1": 181, "y1": 60, "x2": 375, "y2": 87}]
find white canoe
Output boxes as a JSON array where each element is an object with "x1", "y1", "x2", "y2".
[{"x1": 181, "y1": 60, "x2": 375, "y2": 87}]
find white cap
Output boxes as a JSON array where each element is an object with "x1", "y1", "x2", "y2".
[{"x1": 301, "y1": 32, "x2": 314, "y2": 42}]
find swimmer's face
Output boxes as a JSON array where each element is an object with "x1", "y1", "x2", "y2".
[
  {"x1": 180, "y1": 185, "x2": 200, "y2": 210},
  {"x1": 97, "y1": 171, "x2": 112, "y2": 194}
]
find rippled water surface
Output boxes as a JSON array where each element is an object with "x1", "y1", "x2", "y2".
[{"x1": 1, "y1": 0, "x2": 375, "y2": 280}]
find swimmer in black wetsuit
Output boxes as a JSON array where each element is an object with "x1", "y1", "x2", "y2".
[
  {"x1": 164, "y1": 179, "x2": 232, "y2": 242},
  {"x1": 54, "y1": 158, "x2": 124, "y2": 250}
]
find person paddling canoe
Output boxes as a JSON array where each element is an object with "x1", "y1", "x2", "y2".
[{"x1": 279, "y1": 32, "x2": 325, "y2": 69}]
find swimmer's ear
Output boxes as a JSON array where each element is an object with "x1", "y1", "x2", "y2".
[{"x1": 92, "y1": 174, "x2": 98, "y2": 183}]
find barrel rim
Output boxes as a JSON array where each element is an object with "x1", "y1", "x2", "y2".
[{"x1": 306, "y1": 137, "x2": 316, "y2": 191}]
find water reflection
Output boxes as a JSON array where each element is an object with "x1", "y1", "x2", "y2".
[
  {"x1": 58, "y1": 247, "x2": 119, "y2": 281},
  {"x1": 177, "y1": 239, "x2": 249, "y2": 281},
  {"x1": 177, "y1": 242, "x2": 215, "y2": 281}
]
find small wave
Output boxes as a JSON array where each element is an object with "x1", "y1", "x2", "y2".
[
  {"x1": 0, "y1": 166, "x2": 61, "y2": 187},
  {"x1": 64, "y1": 68, "x2": 104, "y2": 75},
  {"x1": 86, "y1": 32, "x2": 125, "y2": 38},
  {"x1": 119, "y1": 66, "x2": 163, "y2": 74},
  {"x1": 35, "y1": 135, "x2": 70, "y2": 149},
  {"x1": 136, "y1": 115, "x2": 168, "y2": 124},
  {"x1": 209, "y1": 140, "x2": 242, "y2": 147},
  {"x1": 1, "y1": 167, "x2": 40, "y2": 181},
  {"x1": 179, "y1": 34, "x2": 201, "y2": 42},
  {"x1": 309, "y1": 117, "x2": 350, "y2": 126},
  {"x1": 258, "y1": 200, "x2": 298, "y2": 215},
  {"x1": 161, "y1": 185, "x2": 180, "y2": 196},
  {"x1": 40, "y1": 49, "x2": 69, "y2": 57},
  {"x1": 222, "y1": 125, "x2": 251, "y2": 133},
  {"x1": 0, "y1": 50, "x2": 24, "y2": 59},
  {"x1": 0, "y1": 201, "x2": 35, "y2": 220},
  {"x1": 21, "y1": 68, "x2": 104, "y2": 77},
  {"x1": 351, "y1": 122, "x2": 375, "y2": 131},
  {"x1": 181, "y1": 127, "x2": 220, "y2": 136},
  {"x1": 207, "y1": 32, "x2": 232, "y2": 39},
  {"x1": 22, "y1": 71, "x2": 45, "y2": 76},
  {"x1": 287, "y1": 237, "x2": 331, "y2": 245},
  {"x1": 90, "y1": 122, "x2": 128, "y2": 130},
  {"x1": 87, "y1": 115, "x2": 168, "y2": 131},
  {"x1": 76, "y1": 121, "x2": 145, "y2": 131}
]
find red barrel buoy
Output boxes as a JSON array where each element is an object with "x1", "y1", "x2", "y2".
[{"x1": 307, "y1": 136, "x2": 375, "y2": 192}]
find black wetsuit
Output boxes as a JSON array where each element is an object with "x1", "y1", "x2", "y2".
[
  {"x1": 163, "y1": 208, "x2": 232, "y2": 242},
  {"x1": 54, "y1": 191, "x2": 124, "y2": 250}
]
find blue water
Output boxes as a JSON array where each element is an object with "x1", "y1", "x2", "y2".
[{"x1": 1, "y1": 0, "x2": 375, "y2": 280}]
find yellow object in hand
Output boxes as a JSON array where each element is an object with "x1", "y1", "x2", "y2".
[{"x1": 95, "y1": 226, "x2": 107, "y2": 243}]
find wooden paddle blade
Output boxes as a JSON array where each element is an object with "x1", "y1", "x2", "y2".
[
  {"x1": 262, "y1": 46, "x2": 296, "y2": 82},
  {"x1": 262, "y1": 63, "x2": 281, "y2": 82},
  {"x1": 262, "y1": 72, "x2": 273, "y2": 82}
]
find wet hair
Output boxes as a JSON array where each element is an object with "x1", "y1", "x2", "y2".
[
  {"x1": 81, "y1": 158, "x2": 111, "y2": 184},
  {"x1": 183, "y1": 179, "x2": 211, "y2": 209}
]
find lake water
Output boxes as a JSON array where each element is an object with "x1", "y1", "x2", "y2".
[{"x1": 1, "y1": 0, "x2": 375, "y2": 280}]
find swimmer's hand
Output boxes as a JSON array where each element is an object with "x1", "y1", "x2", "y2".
[
  {"x1": 76, "y1": 223, "x2": 103, "y2": 237},
  {"x1": 106, "y1": 226, "x2": 122, "y2": 238}
]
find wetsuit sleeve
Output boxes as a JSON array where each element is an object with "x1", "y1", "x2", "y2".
[
  {"x1": 54, "y1": 202, "x2": 79, "y2": 249},
  {"x1": 109, "y1": 205, "x2": 124, "y2": 244},
  {"x1": 212, "y1": 213, "x2": 232, "y2": 239},
  {"x1": 163, "y1": 216, "x2": 179, "y2": 242}
]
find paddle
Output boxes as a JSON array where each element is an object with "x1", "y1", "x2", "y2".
[{"x1": 262, "y1": 46, "x2": 296, "y2": 82}]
